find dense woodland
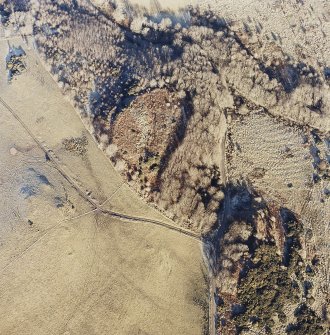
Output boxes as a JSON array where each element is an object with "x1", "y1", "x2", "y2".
[{"x1": 30, "y1": 0, "x2": 329, "y2": 235}]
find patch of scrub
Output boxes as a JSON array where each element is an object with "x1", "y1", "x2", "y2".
[
  {"x1": 6, "y1": 46, "x2": 26, "y2": 81},
  {"x1": 62, "y1": 134, "x2": 88, "y2": 156},
  {"x1": 54, "y1": 195, "x2": 65, "y2": 208}
]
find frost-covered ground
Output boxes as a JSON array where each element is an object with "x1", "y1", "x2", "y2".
[{"x1": 0, "y1": 1, "x2": 329, "y2": 334}]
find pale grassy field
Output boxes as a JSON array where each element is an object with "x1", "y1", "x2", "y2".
[{"x1": 0, "y1": 37, "x2": 207, "y2": 335}]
